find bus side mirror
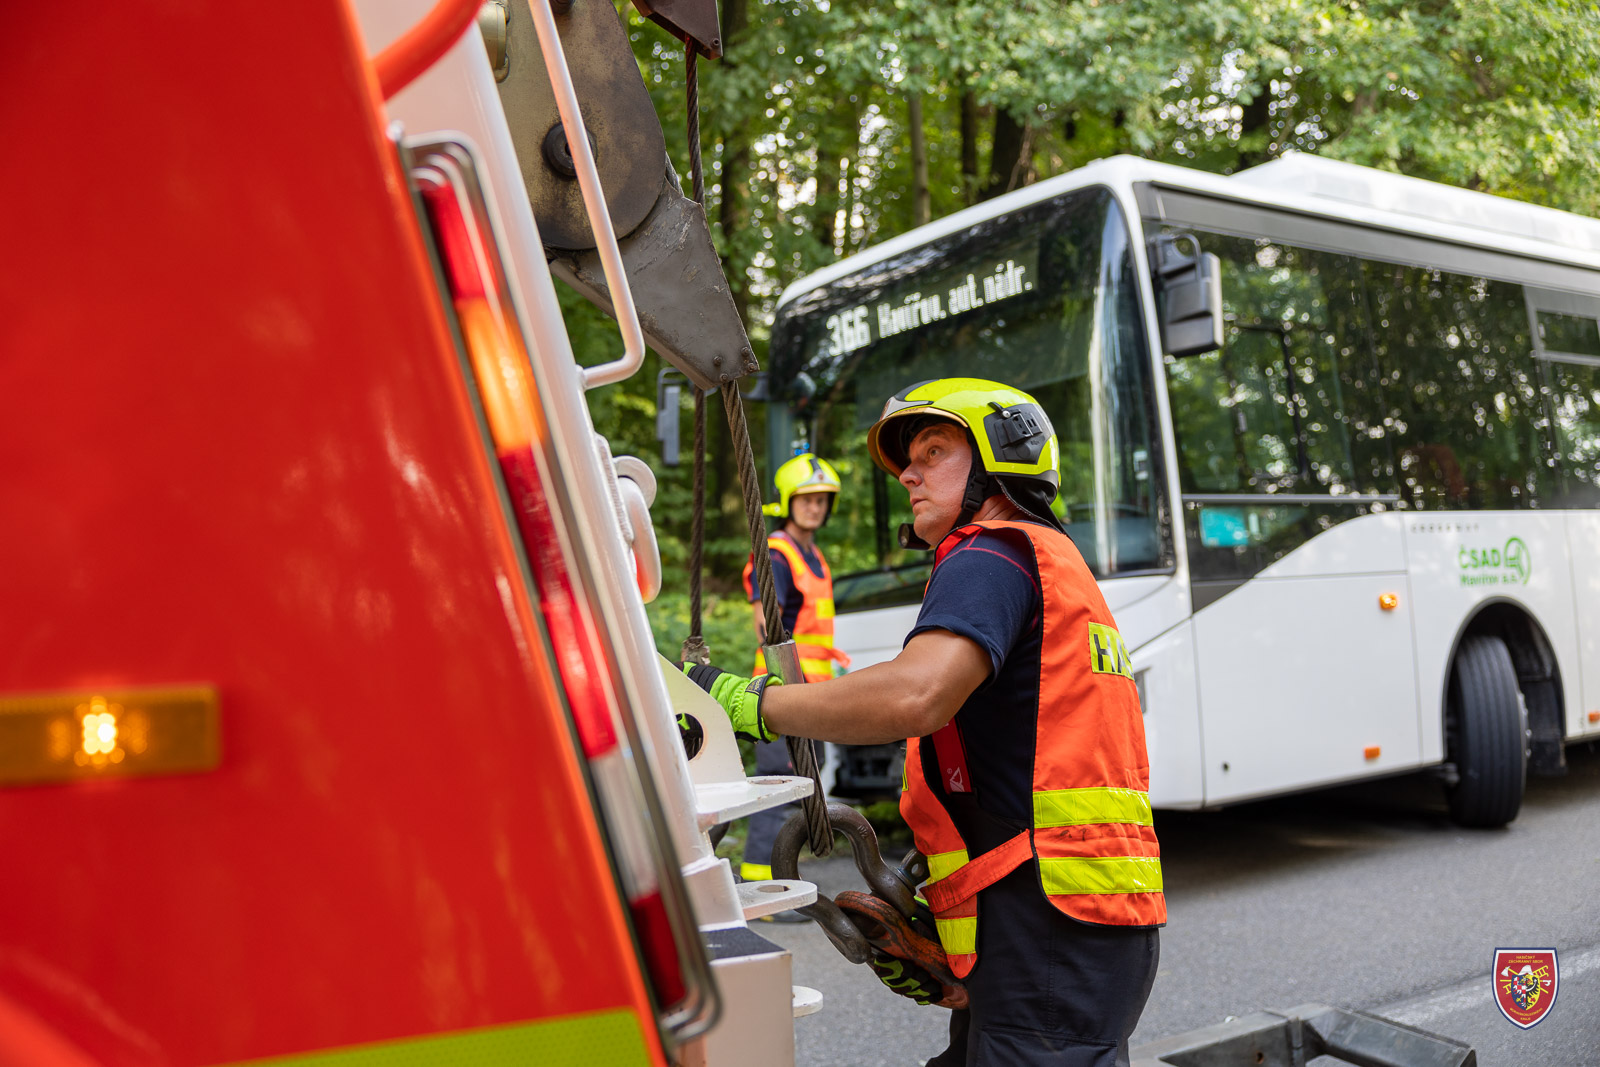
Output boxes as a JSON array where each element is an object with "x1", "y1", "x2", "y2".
[
  {"x1": 657, "y1": 369, "x2": 684, "y2": 467},
  {"x1": 1150, "y1": 234, "x2": 1223, "y2": 357}
]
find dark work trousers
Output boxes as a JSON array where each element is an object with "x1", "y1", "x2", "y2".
[
  {"x1": 926, "y1": 862, "x2": 1160, "y2": 1067},
  {"x1": 743, "y1": 738, "x2": 826, "y2": 869}
]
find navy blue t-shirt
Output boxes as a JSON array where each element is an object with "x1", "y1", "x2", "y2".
[
  {"x1": 747, "y1": 532, "x2": 825, "y2": 635},
  {"x1": 905, "y1": 524, "x2": 1045, "y2": 831}
]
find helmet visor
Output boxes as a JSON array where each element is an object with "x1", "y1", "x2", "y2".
[{"x1": 866, "y1": 409, "x2": 967, "y2": 477}]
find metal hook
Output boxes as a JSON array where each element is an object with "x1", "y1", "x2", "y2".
[
  {"x1": 771, "y1": 803, "x2": 872, "y2": 963},
  {"x1": 770, "y1": 802, "x2": 930, "y2": 965}
]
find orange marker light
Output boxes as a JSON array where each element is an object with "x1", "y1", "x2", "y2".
[
  {"x1": 1589, "y1": 711, "x2": 1600, "y2": 724},
  {"x1": 1363, "y1": 745, "x2": 1382, "y2": 760},
  {"x1": 0, "y1": 686, "x2": 219, "y2": 787},
  {"x1": 1378, "y1": 593, "x2": 1399, "y2": 611}
]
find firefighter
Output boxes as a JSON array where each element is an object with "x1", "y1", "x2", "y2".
[
  {"x1": 738, "y1": 452, "x2": 850, "y2": 893},
  {"x1": 688, "y1": 379, "x2": 1163, "y2": 1066}
]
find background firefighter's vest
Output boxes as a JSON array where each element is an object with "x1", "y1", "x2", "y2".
[
  {"x1": 742, "y1": 533, "x2": 845, "y2": 682},
  {"x1": 900, "y1": 520, "x2": 1165, "y2": 979}
]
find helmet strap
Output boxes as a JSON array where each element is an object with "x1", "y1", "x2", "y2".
[{"x1": 957, "y1": 458, "x2": 994, "y2": 530}]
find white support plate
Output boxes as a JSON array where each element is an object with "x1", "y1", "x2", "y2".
[
  {"x1": 737, "y1": 879, "x2": 817, "y2": 921},
  {"x1": 792, "y1": 985, "x2": 824, "y2": 1019},
  {"x1": 695, "y1": 774, "x2": 812, "y2": 829}
]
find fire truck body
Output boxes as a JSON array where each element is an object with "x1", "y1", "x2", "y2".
[{"x1": 1, "y1": 2, "x2": 811, "y2": 1064}]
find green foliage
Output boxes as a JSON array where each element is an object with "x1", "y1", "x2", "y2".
[
  {"x1": 576, "y1": 0, "x2": 1600, "y2": 657},
  {"x1": 646, "y1": 588, "x2": 759, "y2": 672},
  {"x1": 628, "y1": 0, "x2": 1600, "y2": 330}
]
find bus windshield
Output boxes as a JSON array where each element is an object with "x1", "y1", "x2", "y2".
[{"x1": 769, "y1": 186, "x2": 1172, "y2": 612}]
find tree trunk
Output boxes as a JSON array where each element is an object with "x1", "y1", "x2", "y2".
[
  {"x1": 841, "y1": 153, "x2": 856, "y2": 256},
  {"x1": 716, "y1": 0, "x2": 752, "y2": 329},
  {"x1": 1236, "y1": 85, "x2": 1273, "y2": 169},
  {"x1": 810, "y1": 97, "x2": 857, "y2": 259},
  {"x1": 709, "y1": 0, "x2": 750, "y2": 558},
  {"x1": 960, "y1": 90, "x2": 981, "y2": 205},
  {"x1": 908, "y1": 92, "x2": 931, "y2": 227},
  {"x1": 978, "y1": 107, "x2": 1029, "y2": 201},
  {"x1": 810, "y1": 148, "x2": 841, "y2": 257}
]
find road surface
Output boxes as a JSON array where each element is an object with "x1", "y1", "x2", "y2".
[{"x1": 764, "y1": 741, "x2": 1600, "y2": 1066}]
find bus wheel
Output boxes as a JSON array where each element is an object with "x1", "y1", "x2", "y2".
[{"x1": 1446, "y1": 634, "x2": 1527, "y2": 828}]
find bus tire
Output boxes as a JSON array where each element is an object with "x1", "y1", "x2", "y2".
[{"x1": 1446, "y1": 634, "x2": 1526, "y2": 828}]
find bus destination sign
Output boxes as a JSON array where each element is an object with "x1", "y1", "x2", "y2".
[{"x1": 822, "y1": 246, "x2": 1039, "y2": 359}]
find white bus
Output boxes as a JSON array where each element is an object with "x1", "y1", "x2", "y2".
[{"x1": 767, "y1": 152, "x2": 1600, "y2": 827}]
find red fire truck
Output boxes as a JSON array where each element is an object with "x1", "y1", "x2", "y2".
[{"x1": 0, "y1": 1, "x2": 818, "y2": 1064}]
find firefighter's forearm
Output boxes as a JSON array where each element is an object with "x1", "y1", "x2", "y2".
[
  {"x1": 758, "y1": 663, "x2": 940, "y2": 743},
  {"x1": 758, "y1": 630, "x2": 989, "y2": 744}
]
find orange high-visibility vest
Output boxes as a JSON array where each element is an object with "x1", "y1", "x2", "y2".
[
  {"x1": 900, "y1": 520, "x2": 1164, "y2": 979},
  {"x1": 742, "y1": 532, "x2": 849, "y2": 683}
]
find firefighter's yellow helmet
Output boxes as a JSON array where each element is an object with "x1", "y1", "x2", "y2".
[
  {"x1": 866, "y1": 377, "x2": 1059, "y2": 493},
  {"x1": 763, "y1": 453, "x2": 842, "y2": 519}
]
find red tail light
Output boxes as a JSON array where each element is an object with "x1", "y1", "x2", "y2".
[{"x1": 409, "y1": 141, "x2": 711, "y2": 1039}]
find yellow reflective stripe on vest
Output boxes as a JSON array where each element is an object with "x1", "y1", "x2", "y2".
[
  {"x1": 814, "y1": 598, "x2": 835, "y2": 619},
  {"x1": 925, "y1": 847, "x2": 970, "y2": 883},
  {"x1": 1033, "y1": 787, "x2": 1152, "y2": 828},
  {"x1": 935, "y1": 915, "x2": 977, "y2": 956},
  {"x1": 1038, "y1": 855, "x2": 1164, "y2": 896},
  {"x1": 793, "y1": 633, "x2": 834, "y2": 646}
]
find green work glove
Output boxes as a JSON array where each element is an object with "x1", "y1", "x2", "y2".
[
  {"x1": 868, "y1": 952, "x2": 940, "y2": 1006},
  {"x1": 682, "y1": 663, "x2": 782, "y2": 743}
]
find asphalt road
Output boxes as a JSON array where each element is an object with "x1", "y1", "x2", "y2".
[{"x1": 763, "y1": 741, "x2": 1600, "y2": 1066}]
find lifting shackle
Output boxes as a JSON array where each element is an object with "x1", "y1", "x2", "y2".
[{"x1": 769, "y1": 803, "x2": 931, "y2": 960}]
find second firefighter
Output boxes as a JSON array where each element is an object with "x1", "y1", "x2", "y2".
[{"x1": 739, "y1": 452, "x2": 851, "y2": 886}]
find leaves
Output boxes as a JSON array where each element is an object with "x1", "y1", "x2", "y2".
[{"x1": 586, "y1": 0, "x2": 1600, "y2": 656}]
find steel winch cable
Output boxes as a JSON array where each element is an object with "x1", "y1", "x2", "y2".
[
  {"x1": 678, "y1": 43, "x2": 711, "y2": 669},
  {"x1": 680, "y1": 385, "x2": 709, "y2": 666},
  {"x1": 721, "y1": 383, "x2": 832, "y2": 858},
  {"x1": 681, "y1": 43, "x2": 831, "y2": 858}
]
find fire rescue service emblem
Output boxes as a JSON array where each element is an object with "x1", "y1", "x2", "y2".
[{"x1": 1493, "y1": 948, "x2": 1558, "y2": 1029}]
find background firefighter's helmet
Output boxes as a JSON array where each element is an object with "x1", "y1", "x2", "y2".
[
  {"x1": 763, "y1": 453, "x2": 842, "y2": 522},
  {"x1": 865, "y1": 377, "x2": 1063, "y2": 547}
]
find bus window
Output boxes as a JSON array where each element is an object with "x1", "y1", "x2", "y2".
[
  {"x1": 1363, "y1": 265, "x2": 1553, "y2": 510},
  {"x1": 1542, "y1": 357, "x2": 1600, "y2": 506},
  {"x1": 1164, "y1": 237, "x2": 1389, "y2": 497},
  {"x1": 1162, "y1": 236, "x2": 1393, "y2": 596},
  {"x1": 1536, "y1": 310, "x2": 1600, "y2": 359},
  {"x1": 769, "y1": 186, "x2": 1172, "y2": 612}
]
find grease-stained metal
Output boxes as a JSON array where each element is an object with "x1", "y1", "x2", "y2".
[
  {"x1": 498, "y1": 0, "x2": 755, "y2": 389},
  {"x1": 550, "y1": 155, "x2": 755, "y2": 392},
  {"x1": 497, "y1": 0, "x2": 664, "y2": 250},
  {"x1": 630, "y1": 0, "x2": 723, "y2": 59}
]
